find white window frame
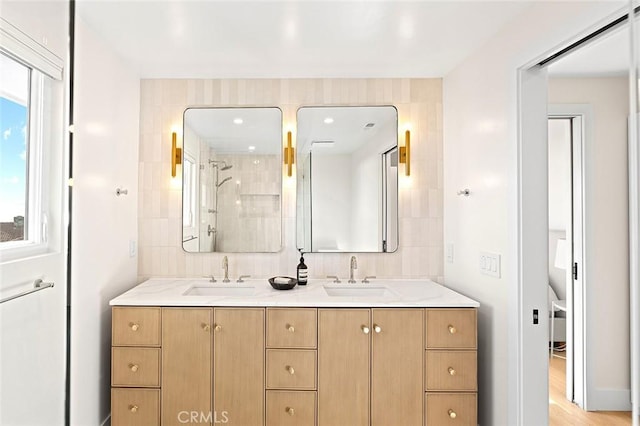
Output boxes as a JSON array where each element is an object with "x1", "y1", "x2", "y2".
[{"x1": 0, "y1": 16, "x2": 63, "y2": 263}]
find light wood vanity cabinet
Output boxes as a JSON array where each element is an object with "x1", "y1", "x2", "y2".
[
  {"x1": 318, "y1": 308, "x2": 424, "y2": 426},
  {"x1": 112, "y1": 306, "x2": 477, "y2": 426},
  {"x1": 266, "y1": 308, "x2": 317, "y2": 426},
  {"x1": 111, "y1": 307, "x2": 161, "y2": 426},
  {"x1": 214, "y1": 308, "x2": 265, "y2": 426},
  {"x1": 425, "y1": 308, "x2": 478, "y2": 426},
  {"x1": 162, "y1": 308, "x2": 213, "y2": 426}
]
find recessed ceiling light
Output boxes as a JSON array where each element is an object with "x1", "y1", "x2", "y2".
[
  {"x1": 234, "y1": 118, "x2": 243, "y2": 124},
  {"x1": 324, "y1": 117, "x2": 334, "y2": 124},
  {"x1": 248, "y1": 146, "x2": 256, "y2": 151}
]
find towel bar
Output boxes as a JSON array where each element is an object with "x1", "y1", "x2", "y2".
[{"x1": 0, "y1": 279, "x2": 55, "y2": 305}]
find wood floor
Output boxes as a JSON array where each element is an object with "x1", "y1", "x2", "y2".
[{"x1": 549, "y1": 350, "x2": 631, "y2": 425}]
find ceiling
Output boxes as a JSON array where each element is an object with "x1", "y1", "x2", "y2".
[
  {"x1": 76, "y1": 0, "x2": 533, "y2": 78},
  {"x1": 547, "y1": 23, "x2": 630, "y2": 77}
]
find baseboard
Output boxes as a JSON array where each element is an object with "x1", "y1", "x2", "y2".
[
  {"x1": 100, "y1": 413, "x2": 111, "y2": 426},
  {"x1": 587, "y1": 388, "x2": 632, "y2": 411}
]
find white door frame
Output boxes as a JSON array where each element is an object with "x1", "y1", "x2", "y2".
[
  {"x1": 548, "y1": 106, "x2": 592, "y2": 409},
  {"x1": 517, "y1": 5, "x2": 638, "y2": 423}
]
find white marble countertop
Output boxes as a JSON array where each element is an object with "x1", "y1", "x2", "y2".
[{"x1": 109, "y1": 278, "x2": 480, "y2": 308}]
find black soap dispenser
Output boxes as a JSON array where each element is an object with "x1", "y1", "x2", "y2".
[{"x1": 297, "y1": 252, "x2": 308, "y2": 286}]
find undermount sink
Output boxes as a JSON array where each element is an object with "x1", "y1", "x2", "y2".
[
  {"x1": 323, "y1": 285, "x2": 390, "y2": 297},
  {"x1": 183, "y1": 285, "x2": 256, "y2": 296}
]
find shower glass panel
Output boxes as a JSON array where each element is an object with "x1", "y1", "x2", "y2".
[{"x1": 182, "y1": 107, "x2": 282, "y2": 253}]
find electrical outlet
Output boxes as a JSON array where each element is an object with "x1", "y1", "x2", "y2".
[
  {"x1": 129, "y1": 240, "x2": 137, "y2": 258},
  {"x1": 480, "y1": 251, "x2": 500, "y2": 278}
]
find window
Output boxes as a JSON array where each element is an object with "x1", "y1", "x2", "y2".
[{"x1": 0, "y1": 51, "x2": 46, "y2": 251}]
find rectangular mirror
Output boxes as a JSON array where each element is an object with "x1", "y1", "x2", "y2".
[
  {"x1": 182, "y1": 107, "x2": 282, "y2": 252},
  {"x1": 296, "y1": 106, "x2": 399, "y2": 253}
]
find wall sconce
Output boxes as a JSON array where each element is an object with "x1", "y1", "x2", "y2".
[
  {"x1": 284, "y1": 130, "x2": 295, "y2": 177},
  {"x1": 399, "y1": 129, "x2": 411, "y2": 176},
  {"x1": 171, "y1": 132, "x2": 182, "y2": 178}
]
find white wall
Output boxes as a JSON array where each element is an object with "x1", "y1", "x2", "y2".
[
  {"x1": 71, "y1": 15, "x2": 140, "y2": 425},
  {"x1": 443, "y1": 2, "x2": 625, "y2": 424},
  {"x1": 313, "y1": 154, "x2": 352, "y2": 250},
  {"x1": 549, "y1": 77, "x2": 630, "y2": 406},
  {"x1": 137, "y1": 78, "x2": 444, "y2": 282},
  {"x1": 0, "y1": 2, "x2": 68, "y2": 424}
]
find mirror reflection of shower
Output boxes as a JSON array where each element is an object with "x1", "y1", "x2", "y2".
[{"x1": 209, "y1": 160, "x2": 233, "y2": 251}]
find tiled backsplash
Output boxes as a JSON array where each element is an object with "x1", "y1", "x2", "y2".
[{"x1": 138, "y1": 79, "x2": 443, "y2": 282}]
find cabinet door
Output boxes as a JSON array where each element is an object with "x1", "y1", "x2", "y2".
[
  {"x1": 318, "y1": 309, "x2": 370, "y2": 426},
  {"x1": 162, "y1": 308, "x2": 213, "y2": 426},
  {"x1": 213, "y1": 308, "x2": 265, "y2": 426},
  {"x1": 371, "y1": 309, "x2": 424, "y2": 426}
]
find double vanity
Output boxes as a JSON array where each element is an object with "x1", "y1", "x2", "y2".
[{"x1": 110, "y1": 278, "x2": 479, "y2": 425}]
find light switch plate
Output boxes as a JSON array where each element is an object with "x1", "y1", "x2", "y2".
[
  {"x1": 129, "y1": 240, "x2": 137, "y2": 258},
  {"x1": 446, "y1": 243, "x2": 454, "y2": 263},
  {"x1": 480, "y1": 251, "x2": 501, "y2": 278}
]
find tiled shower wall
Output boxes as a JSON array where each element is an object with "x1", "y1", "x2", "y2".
[{"x1": 138, "y1": 79, "x2": 443, "y2": 282}]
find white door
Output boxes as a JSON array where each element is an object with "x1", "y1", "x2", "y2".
[{"x1": 0, "y1": 2, "x2": 69, "y2": 424}]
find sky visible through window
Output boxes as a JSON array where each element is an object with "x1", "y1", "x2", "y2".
[{"x1": 0, "y1": 96, "x2": 28, "y2": 224}]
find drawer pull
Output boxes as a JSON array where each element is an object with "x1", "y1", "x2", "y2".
[
  {"x1": 361, "y1": 325, "x2": 370, "y2": 334},
  {"x1": 373, "y1": 324, "x2": 382, "y2": 333},
  {"x1": 129, "y1": 405, "x2": 139, "y2": 413},
  {"x1": 286, "y1": 407, "x2": 295, "y2": 416},
  {"x1": 448, "y1": 325, "x2": 457, "y2": 334},
  {"x1": 129, "y1": 364, "x2": 139, "y2": 372},
  {"x1": 130, "y1": 323, "x2": 139, "y2": 331},
  {"x1": 448, "y1": 367, "x2": 456, "y2": 376},
  {"x1": 286, "y1": 365, "x2": 295, "y2": 375},
  {"x1": 214, "y1": 324, "x2": 222, "y2": 332},
  {"x1": 286, "y1": 324, "x2": 295, "y2": 333},
  {"x1": 448, "y1": 409, "x2": 457, "y2": 419},
  {"x1": 202, "y1": 323, "x2": 211, "y2": 332}
]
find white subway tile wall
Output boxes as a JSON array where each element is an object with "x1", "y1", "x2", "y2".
[{"x1": 138, "y1": 79, "x2": 443, "y2": 282}]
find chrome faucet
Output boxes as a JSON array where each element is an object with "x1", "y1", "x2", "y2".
[
  {"x1": 348, "y1": 256, "x2": 358, "y2": 283},
  {"x1": 222, "y1": 256, "x2": 230, "y2": 283}
]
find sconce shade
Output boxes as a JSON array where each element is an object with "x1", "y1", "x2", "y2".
[
  {"x1": 554, "y1": 239, "x2": 568, "y2": 270},
  {"x1": 399, "y1": 129, "x2": 411, "y2": 176},
  {"x1": 171, "y1": 132, "x2": 182, "y2": 178},
  {"x1": 284, "y1": 131, "x2": 295, "y2": 177}
]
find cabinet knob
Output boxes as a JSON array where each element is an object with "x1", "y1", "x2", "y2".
[
  {"x1": 361, "y1": 325, "x2": 370, "y2": 334},
  {"x1": 373, "y1": 324, "x2": 382, "y2": 333},
  {"x1": 129, "y1": 364, "x2": 139, "y2": 372},
  {"x1": 130, "y1": 323, "x2": 139, "y2": 331},
  {"x1": 286, "y1": 407, "x2": 295, "y2": 416},
  {"x1": 202, "y1": 323, "x2": 211, "y2": 332},
  {"x1": 448, "y1": 409, "x2": 457, "y2": 419},
  {"x1": 448, "y1": 325, "x2": 457, "y2": 334},
  {"x1": 286, "y1": 324, "x2": 295, "y2": 333},
  {"x1": 286, "y1": 365, "x2": 295, "y2": 375},
  {"x1": 129, "y1": 405, "x2": 139, "y2": 413},
  {"x1": 448, "y1": 367, "x2": 456, "y2": 376},
  {"x1": 214, "y1": 324, "x2": 222, "y2": 332}
]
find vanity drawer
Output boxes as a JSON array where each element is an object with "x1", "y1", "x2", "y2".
[
  {"x1": 267, "y1": 308, "x2": 317, "y2": 348},
  {"x1": 266, "y1": 349, "x2": 317, "y2": 390},
  {"x1": 425, "y1": 393, "x2": 477, "y2": 426},
  {"x1": 111, "y1": 388, "x2": 160, "y2": 426},
  {"x1": 113, "y1": 307, "x2": 161, "y2": 347},
  {"x1": 425, "y1": 351, "x2": 477, "y2": 391},
  {"x1": 426, "y1": 309, "x2": 477, "y2": 349},
  {"x1": 266, "y1": 390, "x2": 316, "y2": 426},
  {"x1": 112, "y1": 347, "x2": 161, "y2": 387}
]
